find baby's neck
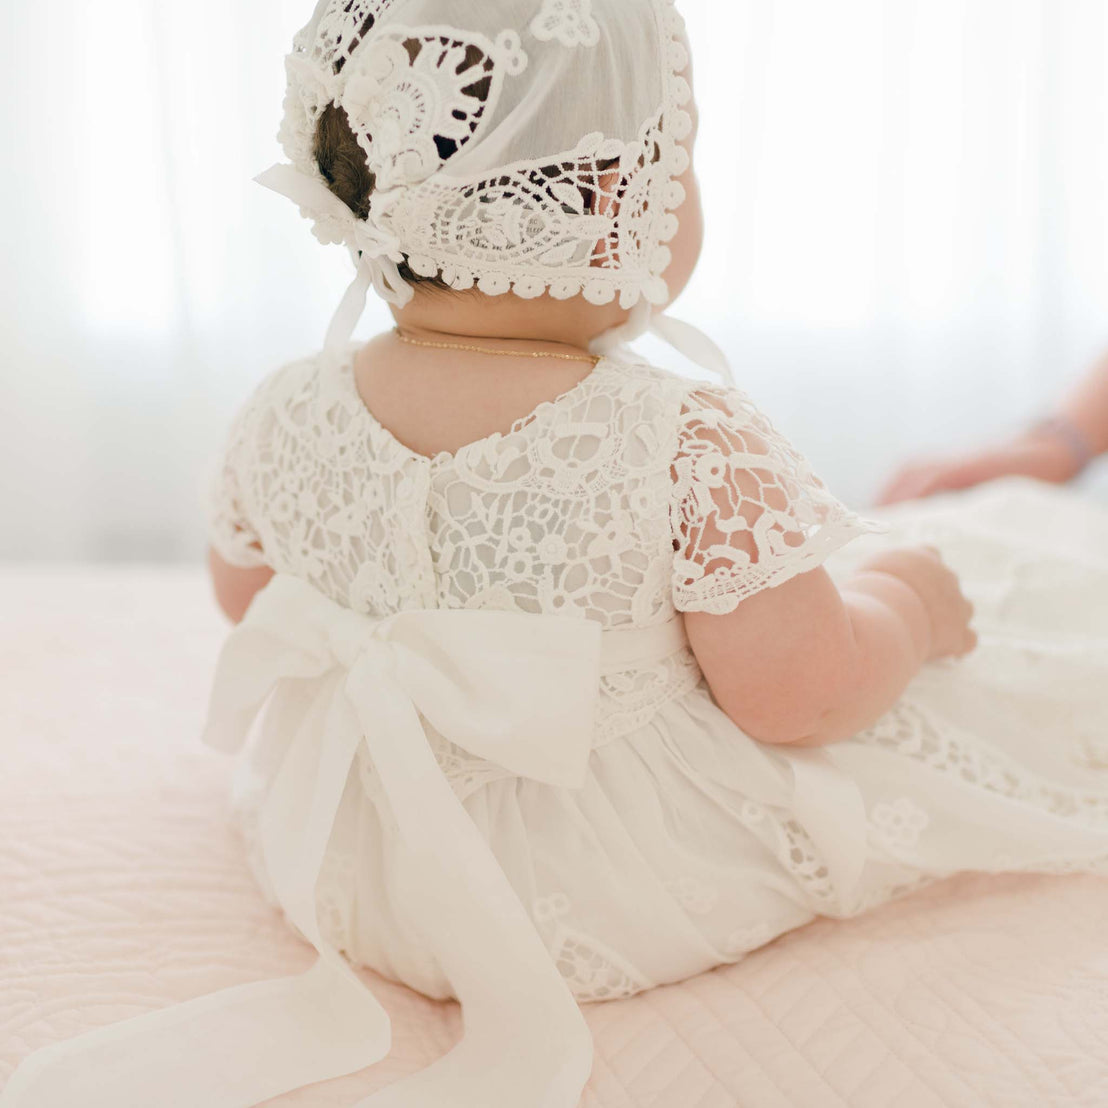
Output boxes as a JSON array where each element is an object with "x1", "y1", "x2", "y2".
[{"x1": 392, "y1": 288, "x2": 631, "y2": 352}]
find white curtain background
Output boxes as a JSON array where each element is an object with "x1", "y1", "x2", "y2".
[{"x1": 2, "y1": 0, "x2": 1107, "y2": 562}]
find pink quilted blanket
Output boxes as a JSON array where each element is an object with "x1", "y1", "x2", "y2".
[{"x1": 2, "y1": 568, "x2": 1106, "y2": 1107}]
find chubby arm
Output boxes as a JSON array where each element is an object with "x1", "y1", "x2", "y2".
[
  {"x1": 671, "y1": 384, "x2": 976, "y2": 747},
  {"x1": 684, "y1": 549, "x2": 975, "y2": 747},
  {"x1": 208, "y1": 547, "x2": 274, "y2": 624}
]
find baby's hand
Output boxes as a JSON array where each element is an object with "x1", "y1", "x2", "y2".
[{"x1": 859, "y1": 546, "x2": 977, "y2": 661}]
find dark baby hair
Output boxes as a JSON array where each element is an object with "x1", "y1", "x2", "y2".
[{"x1": 313, "y1": 103, "x2": 452, "y2": 292}]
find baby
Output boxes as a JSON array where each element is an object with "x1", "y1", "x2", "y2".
[{"x1": 6, "y1": 3, "x2": 1107, "y2": 1107}]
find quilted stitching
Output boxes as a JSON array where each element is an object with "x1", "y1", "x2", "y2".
[{"x1": 2, "y1": 570, "x2": 1107, "y2": 1107}]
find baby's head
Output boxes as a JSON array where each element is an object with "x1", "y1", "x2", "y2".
[{"x1": 270, "y1": 0, "x2": 702, "y2": 344}]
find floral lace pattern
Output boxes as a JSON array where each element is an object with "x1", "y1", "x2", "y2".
[
  {"x1": 274, "y1": 0, "x2": 695, "y2": 308},
  {"x1": 670, "y1": 384, "x2": 875, "y2": 615},
  {"x1": 733, "y1": 797, "x2": 838, "y2": 907},
  {"x1": 665, "y1": 876, "x2": 718, "y2": 916},
  {"x1": 305, "y1": 1, "x2": 398, "y2": 75},
  {"x1": 858, "y1": 700, "x2": 1108, "y2": 829},
  {"x1": 722, "y1": 922, "x2": 776, "y2": 959},
  {"x1": 870, "y1": 797, "x2": 930, "y2": 854},
  {"x1": 534, "y1": 894, "x2": 654, "y2": 1001},
  {"x1": 316, "y1": 848, "x2": 358, "y2": 955},
  {"x1": 530, "y1": 0, "x2": 601, "y2": 49},
  {"x1": 209, "y1": 352, "x2": 868, "y2": 802},
  {"x1": 210, "y1": 350, "x2": 862, "y2": 653},
  {"x1": 208, "y1": 350, "x2": 891, "y2": 998},
  {"x1": 339, "y1": 29, "x2": 527, "y2": 191}
]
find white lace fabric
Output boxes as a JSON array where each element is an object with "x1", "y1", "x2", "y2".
[
  {"x1": 670, "y1": 384, "x2": 879, "y2": 613},
  {"x1": 204, "y1": 355, "x2": 1108, "y2": 1010},
  {"x1": 266, "y1": 0, "x2": 693, "y2": 325},
  {"x1": 209, "y1": 350, "x2": 870, "y2": 619}
]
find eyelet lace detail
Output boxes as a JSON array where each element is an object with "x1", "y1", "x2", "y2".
[
  {"x1": 858, "y1": 700, "x2": 1108, "y2": 828},
  {"x1": 533, "y1": 894, "x2": 653, "y2": 1001},
  {"x1": 722, "y1": 922, "x2": 775, "y2": 958},
  {"x1": 316, "y1": 849, "x2": 358, "y2": 955},
  {"x1": 736, "y1": 798, "x2": 838, "y2": 907},
  {"x1": 665, "y1": 876, "x2": 719, "y2": 916},
  {"x1": 869, "y1": 797, "x2": 930, "y2": 855}
]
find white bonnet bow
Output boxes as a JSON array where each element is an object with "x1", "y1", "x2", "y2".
[{"x1": 258, "y1": 0, "x2": 735, "y2": 384}]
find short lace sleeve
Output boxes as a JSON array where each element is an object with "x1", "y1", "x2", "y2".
[
  {"x1": 206, "y1": 398, "x2": 268, "y2": 569},
  {"x1": 669, "y1": 384, "x2": 874, "y2": 614}
]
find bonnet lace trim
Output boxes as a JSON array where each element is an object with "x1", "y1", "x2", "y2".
[{"x1": 273, "y1": 0, "x2": 694, "y2": 309}]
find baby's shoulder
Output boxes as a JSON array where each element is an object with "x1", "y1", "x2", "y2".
[
  {"x1": 598, "y1": 354, "x2": 764, "y2": 433},
  {"x1": 595, "y1": 353, "x2": 720, "y2": 414},
  {"x1": 222, "y1": 350, "x2": 360, "y2": 450},
  {"x1": 233, "y1": 351, "x2": 332, "y2": 419}
]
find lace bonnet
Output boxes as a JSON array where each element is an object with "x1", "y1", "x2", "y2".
[{"x1": 259, "y1": 0, "x2": 732, "y2": 380}]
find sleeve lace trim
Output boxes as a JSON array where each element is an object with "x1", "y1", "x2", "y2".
[
  {"x1": 669, "y1": 384, "x2": 880, "y2": 615},
  {"x1": 206, "y1": 403, "x2": 269, "y2": 570}
]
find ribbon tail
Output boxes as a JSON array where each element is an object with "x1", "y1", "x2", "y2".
[
  {"x1": 588, "y1": 299, "x2": 652, "y2": 358},
  {"x1": 0, "y1": 960, "x2": 384, "y2": 1108},
  {"x1": 590, "y1": 304, "x2": 736, "y2": 388},
  {"x1": 367, "y1": 254, "x2": 414, "y2": 308},
  {"x1": 0, "y1": 683, "x2": 391, "y2": 1108},
  {"x1": 323, "y1": 262, "x2": 374, "y2": 370},
  {"x1": 649, "y1": 312, "x2": 736, "y2": 387},
  {"x1": 346, "y1": 655, "x2": 593, "y2": 1108},
  {"x1": 789, "y1": 751, "x2": 869, "y2": 911},
  {"x1": 254, "y1": 162, "x2": 354, "y2": 226}
]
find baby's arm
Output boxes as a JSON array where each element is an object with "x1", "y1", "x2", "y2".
[
  {"x1": 208, "y1": 548, "x2": 274, "y2": 624},
  {"x1": 1055, "y1": 351, "x2": 1108, "y2": 460},
  {"x1": 684, "y1": 547, "x2": 975, "y2": 747},
  {"x1": 878, "y1": 351, "x2": 1108, "y2": 504},
  {"x1": 671, "y1": 384, "x2": 976, "y2": 747}
]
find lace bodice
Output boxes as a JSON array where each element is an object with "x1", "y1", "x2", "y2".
[{"x1": 209, "y1": 349, "x2": 868, "y2": 743}]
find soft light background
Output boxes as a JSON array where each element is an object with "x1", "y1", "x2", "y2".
[{"x1": 2, "y1": 0, "x2": 1107, "y2": 562}]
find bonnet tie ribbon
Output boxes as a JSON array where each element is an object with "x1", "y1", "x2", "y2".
[
  {"x1": 590, "y1": 300, "x2": 737, "y2": 388},
  {"x1": 255, "y1": 162, "x2": 737, "y2": 389},
  {"x1": 254, "y1": 163, "x2": 413, "y2": 371},
  {"x1": 0, "y1": 575, "x2": 605, "y2": 1108}
]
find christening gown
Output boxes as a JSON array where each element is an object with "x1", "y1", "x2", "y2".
[{"x1": 6, "y1": 346, "x2": 1108, "y2": 1108}]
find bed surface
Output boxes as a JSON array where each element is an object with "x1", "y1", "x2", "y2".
[{"x1": 2, "y1": 567, "x2": 1107, "y2": 1107}]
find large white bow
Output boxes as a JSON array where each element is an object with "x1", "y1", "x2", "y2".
[{"x1": 0, "y1": 575, "x2": 604, "y2": 1108}]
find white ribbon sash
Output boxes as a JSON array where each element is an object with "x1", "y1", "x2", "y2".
[
  {"x1": 5, "y1": 575, "x2": 675, "y2": 1108},
  {"x1": 0, "y1": 572, "x2": 867, "y2": 1107}
]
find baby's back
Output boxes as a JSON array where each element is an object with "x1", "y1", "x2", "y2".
[{"x1": 210, "y1": 343, "x2": 691, "y2": 632}]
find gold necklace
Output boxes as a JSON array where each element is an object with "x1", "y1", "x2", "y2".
[{"x1": 394, "y1": 328, "x2": 600, "y2": 366}]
